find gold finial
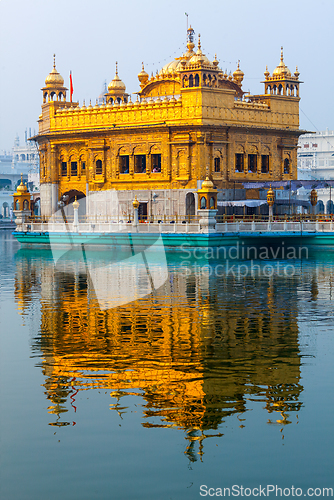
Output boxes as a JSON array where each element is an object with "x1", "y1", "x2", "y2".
[
  {"x1": 142, "y1": 62, "x2": 144, "y2": 71},
  {"x1": 280, "y1": 46, "x2": 284, "y2": 63},
  {"x1": 198, "y1": 33, "x2": 201, "y2": 50},
  {"x1": 53, "y1": 54, "x2": 56, "y2": 69},
  {"x1": 115, "y1": 61, "x2": 118, "y2": 76},
  {"x1": 132, "y1": 195, "x2": 139, "y2": 209},
  {"x1": 72, "y1": 196, "x2": 79, "y2": 209}
]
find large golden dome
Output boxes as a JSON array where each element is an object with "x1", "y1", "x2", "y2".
[
  {"x1": 273, "y1": 47, "x2": 291, "y2": 77},
  {"x1": 45, "y1": 55, "x2": 64, "y2": 87},
  {"x1": 159, "y1": 59, "x2": 183, "y2": 75}
]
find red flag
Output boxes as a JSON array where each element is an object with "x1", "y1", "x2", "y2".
[{"x1": 70, "y1": 71, "x2": 73, "y2": 102}]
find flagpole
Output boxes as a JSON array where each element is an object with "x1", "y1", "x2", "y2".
[{"x1": 70, "y1": 71, "x2": 73, "y2": 103}]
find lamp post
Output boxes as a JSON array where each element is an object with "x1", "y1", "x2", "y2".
[
  {"x1": 133, "y1": 195, "x2": 139, "y2": 230},
  {"x1": 310, "y1": 188, "x2": 318, "y2": 217},
  {"x1": 72, "y1": 196, "x2": 79, "y2": 231},
  {"x1": 266, "y1": 184, "x2": 275, "y2": 221}
]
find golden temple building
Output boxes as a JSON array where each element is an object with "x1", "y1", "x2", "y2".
[{"x1": 35, "y1": 28, "x2": 303, "y2": 218}]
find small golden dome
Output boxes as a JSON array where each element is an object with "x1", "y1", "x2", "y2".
[
  {"x1": 17, "y1": 174, "x2": 28, "y2": 193},
  {"x1": 201, "y1": 177, "x2": 214, "y2": 189},
  {"x1": 233, "y1": 61, "x2": 244, "y2": 84},
  {"x1": 186, "y1": 25, "x2": 195, "y2": 53},
  {"x1": 138, "y1": 62, "x2": 149, "y2": 84},
  {"x1": 45, "y1": 55, "x2": 64, "y2": 87},
  {"x1": 272, "y1": 47, "x2": 291, "y2": 77},
  {"x1": 189, "y1": 35, "x2": 212, "y2": 66},
  {"x1": 108, "y1": 62, "x2": 126, "y2": 92}
]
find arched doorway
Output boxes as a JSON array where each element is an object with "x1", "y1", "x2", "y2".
[
  {"x1": 61, "y1": 190, "x2": 86, "y2": 220},
  {"x1": 2, "y1": 202, "x2": 9, "y2": 218},
  {"x1": 33, "y1": 198, "x2": 40, "y2": 216},
  {"x1": 186, "y1": 192, "x2": 195, "y2": 217}
]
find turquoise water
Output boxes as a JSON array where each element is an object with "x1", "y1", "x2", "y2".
[{"x1": 0, "y1": 232, "x2": 333, "y2": 499}]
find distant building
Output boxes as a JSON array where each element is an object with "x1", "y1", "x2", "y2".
[
  {"x1": 298, "y1": 130, "x2": 334, "y2": 213},
  {"x1": 0, "y1": 132, "x2": 40, "y2": 217}
]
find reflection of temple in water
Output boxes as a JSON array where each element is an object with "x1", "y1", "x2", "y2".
[{"x1": 15, "y1": 249, "x2": 309, "y2": 460}]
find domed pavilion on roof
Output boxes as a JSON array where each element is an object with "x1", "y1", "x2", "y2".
[{"x1": 34, "y1": 28, "x2": 304, "y2": 219}]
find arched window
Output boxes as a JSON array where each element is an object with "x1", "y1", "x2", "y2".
[
  {"x1": 71, "y1": 161, "x2": 78, "y2": 176},
  {"x1": 317, "y1": 200, "x2": 324, "y2": 214},
  {"x1": 327, "y1": 200, "x2": 334, "y2": 215},
  {"x1": 80, "y1": 157, "x2": 86, "y2": 176},
  {"x1": 195, "y1": 74, "x2": 199, "y2": 86},
  {"x1": 209, "y1": 197, "x2": 215, "y2": 209},
  {"x1": 189, "y1": 75, "x2": 194, "y2": 87},
  {"x1": 23, "y1": 199, "x2": 29, "y2": 210},
  {"x1": 200, "y1": 196, "x2": 206, "y2": 209},
  {"x1": 95, "y1": 159, "x2": 103, "y2": 175},
  {"x1": 284, "y1": 158, "x2": 290, "y2": 174},
  {"x1": 214, "y1": 157, "x2": 220, "y2": 172},
  {"x1": 15, "y1": 200, "x2": 19, "y2": 210}
]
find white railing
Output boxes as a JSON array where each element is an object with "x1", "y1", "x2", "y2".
[{"x1": 23, "y1": 219, "x2": 334, "y2": 235}]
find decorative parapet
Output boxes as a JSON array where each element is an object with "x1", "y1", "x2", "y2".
[
  {"x1": 234, "y1": 100, "x2": 269, "y2": 110},
  {"x1": 51, "y1": 95, "x2": 183, "y2": 131}
]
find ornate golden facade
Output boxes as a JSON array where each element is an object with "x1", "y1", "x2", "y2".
[{"x1": 35, "y1": 28, "x2": 303, "y2": 217}]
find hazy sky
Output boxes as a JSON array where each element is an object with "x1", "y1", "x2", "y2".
[{"x1": 0, "y1": 0, "x2": 333, "y2": 151}]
